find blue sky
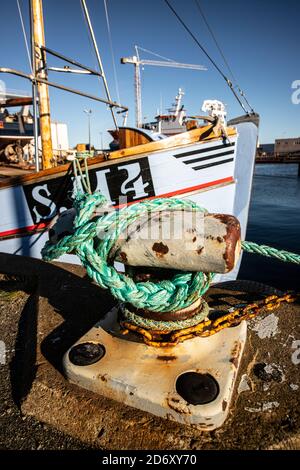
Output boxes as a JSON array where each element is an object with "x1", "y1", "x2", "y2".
[{"x1": 1, "y1": 0, "x2": 299, "y2": 147}]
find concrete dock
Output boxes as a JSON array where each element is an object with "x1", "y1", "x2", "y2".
[{"x1": 0, "y1": 253, "x2": 299, "y2": 450}]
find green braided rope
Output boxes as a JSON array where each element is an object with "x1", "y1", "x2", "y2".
[
  {"x1": 42, "y1": 191, "x2": 300, "y2": 319},
  {"x1": 121, "y1": 301, "x2": 209, "y2": 331},
  {"x1": 42, "y1": 192, "x2": 213, "y2": 312},
  {"x1": 242, "y1": 241, "x2": 300, "y2": 265}
]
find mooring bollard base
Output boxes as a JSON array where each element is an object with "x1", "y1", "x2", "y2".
[{"x1": 63, "y1": 306, "x2": 247, "y2": 430}]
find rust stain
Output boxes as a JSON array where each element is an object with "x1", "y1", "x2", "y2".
[
  {"x1": 196, "y1": 246, "x2": 204, "y2": 255},
  {"x1": 119, "y1": 251, "x2": 128, "y2": 263},
  {"x1": 231, "y1": 340, "x2": 240, "y2": 356},
  {"x1": 217, "y1": 236, "x2": 223, "y2": 243},
  {"x1": 222, "y1": 400, "x2": 227, "y2": 411},
  {"x1": 230, "y1": 356, "x2": 239, "y2": 368},
  {"x1": 230, "y1": 340, "x2": 242, "y2": 368},
  {"x1": 192, "y1": 236, "x2": 197, "y2": 243},
  {"x1": 134, "y1": 272, "x2": 153, "y2": 282},
  {"x1": 152, "y1": 242, "x2": 169, "y2": 257},
  {"x1": 156, "y1": 355, "x2": 177, "y2": 362},
  {"x1": 212, "y1": 214, "x2": 228, "y2": 223},
  {"x1": 224, "y1": 218, "x2": 240, "y2": 271},
  {"x1": 134, "y1": 299, "x2": 201, "y2": 321},
  {"x1": 211, "y1": 214, "x2": 241, "y2": 271}
]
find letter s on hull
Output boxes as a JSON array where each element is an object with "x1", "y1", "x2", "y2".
[{"x1": 32, "y1": 184, "x2": 57, "y2": 223}]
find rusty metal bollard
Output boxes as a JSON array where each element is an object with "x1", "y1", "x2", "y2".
[{"x1": 111, "y1": 210, "x2": 241, "y2": 273}]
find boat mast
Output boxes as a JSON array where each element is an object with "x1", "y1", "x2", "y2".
[
  {"x1": 133, "y1": 46, "x2": 142, "y2": 129},
  {"x1": 30, "y1": 0, "x2": 53, "y2": 169},
  {"x1": 174, "y1": 88, "x2": 184, "y2": 117},
  {"x1": 120, "y1": 48, "x2": 142, "y2": 128}
]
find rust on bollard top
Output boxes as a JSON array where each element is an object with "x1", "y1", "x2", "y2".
[{"x1": 111, "y1": 210, "x2": 241, "y2": 274}]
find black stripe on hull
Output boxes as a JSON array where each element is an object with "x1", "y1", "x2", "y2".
[
  {"x1": 185, "y1": 149, "x2": 235, "y2": 165},
  {"x1": 174, "y1": 141, "x2": 235, "y2": 159},
  {"x1": 193, "y1": 157, "x2": 234, "y2": 171}
]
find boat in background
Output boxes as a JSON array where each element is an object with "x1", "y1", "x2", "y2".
[
  {"x1": 0, "y1": 0, "x2": 259, "y2": 284},
  {"x1": 143, "y1": 88, "x2": 189, "y2": 136}
]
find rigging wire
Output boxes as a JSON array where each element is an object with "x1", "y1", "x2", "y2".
[
  {"x1": 164, "y1": 0, "x2": 253, "y2": 114},
  {"x1": 136, "y1": 46, "x2": 174, "y2": 62},
  {"x1": 16, "y1": 0, "x2": 32, "y2": 72},
  {"x1": 79, "y1": 0, "x2": 118, "y2": 128},
  {"x1": 194, "y1": 0, "x2": 236, "y2": 83},
  {"x1": 79, "y1": 0, "x2": 106, "y2": 97},
  {"x1": 236, "y1": 87, "x2": 254, "y2": 114},
  {"x1": 103, "y1": 0, "x2": 121, "y2": 104},
  {"x1": 79, "y1": 1, "x2": 100, "y2": 72},
  {"x1": 194, "y1": 0, "x2": 255, "y2": 113}
]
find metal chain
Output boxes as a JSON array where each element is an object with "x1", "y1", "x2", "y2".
[{"x1": 120, "y1": 293, "x2": 298, "y2": 348}]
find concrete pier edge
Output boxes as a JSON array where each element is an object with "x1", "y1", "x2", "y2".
[{"x1": 0, "y1": 253, "x2": 299, "y2": 450}]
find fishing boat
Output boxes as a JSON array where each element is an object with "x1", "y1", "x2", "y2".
[
  {"x1": 0, "y1": 0, "x2": 259, "y2": 283},
  {"x1": 143, "y1": 88, "x2": 189, "y2": 136}
]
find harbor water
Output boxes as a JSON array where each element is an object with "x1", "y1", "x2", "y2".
[{"x1": 239, "y1": 164, "x2": 300, "y2": 291}]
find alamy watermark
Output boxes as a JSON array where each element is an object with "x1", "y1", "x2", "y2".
[
  {"x1": 95, "y1": 203, "x2": 205, "y2": 246},
  {"x1": 291, "y1": 340, "x2": 300, "y2": 365},
  {"x1": 291, "y1": 80, "x2": 300, "y2": 104}
]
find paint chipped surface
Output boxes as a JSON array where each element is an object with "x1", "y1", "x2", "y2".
[
  {"x1": 238, "y1": 374, "x2": 251, "y2": 394},
  {"x1": 244, "y1": 405, "x2": 262, "y2": 413},
  {"x1": 264, "y1": 363, "x2": 285, "y2": 382},
  {"x1": 245, "y1": 401, "x2": 279, "y2": 413},
  {"x1": 250, "y1": 313, "x2": 279, "y2": 339},
  {"x1": 262, "y1": 401, "x2": 280, "y2": 411}
]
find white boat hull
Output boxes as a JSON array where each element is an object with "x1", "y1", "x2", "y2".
[{"x1": 0, "y1": 120, "x2": 258, "y2": 282}]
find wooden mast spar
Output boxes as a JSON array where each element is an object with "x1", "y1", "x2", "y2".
[{"x1": 31, "y1": 0, "x2": 53, "y2": 169}]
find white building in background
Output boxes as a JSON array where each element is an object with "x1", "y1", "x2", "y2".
[
  {"x1": 51, "y1": 121, "x2": 69, "y2": 152},
  {"x1": 37, "y1": 121, "x2": 69, "y2": 158}
]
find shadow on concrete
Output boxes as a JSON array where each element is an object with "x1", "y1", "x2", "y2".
[
  {"x1": 0, "y1": 253, "x2": 114, "y2": 400},
  {"x1": 10, "y1": 288, "x2": 39, "y2": 406}
]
